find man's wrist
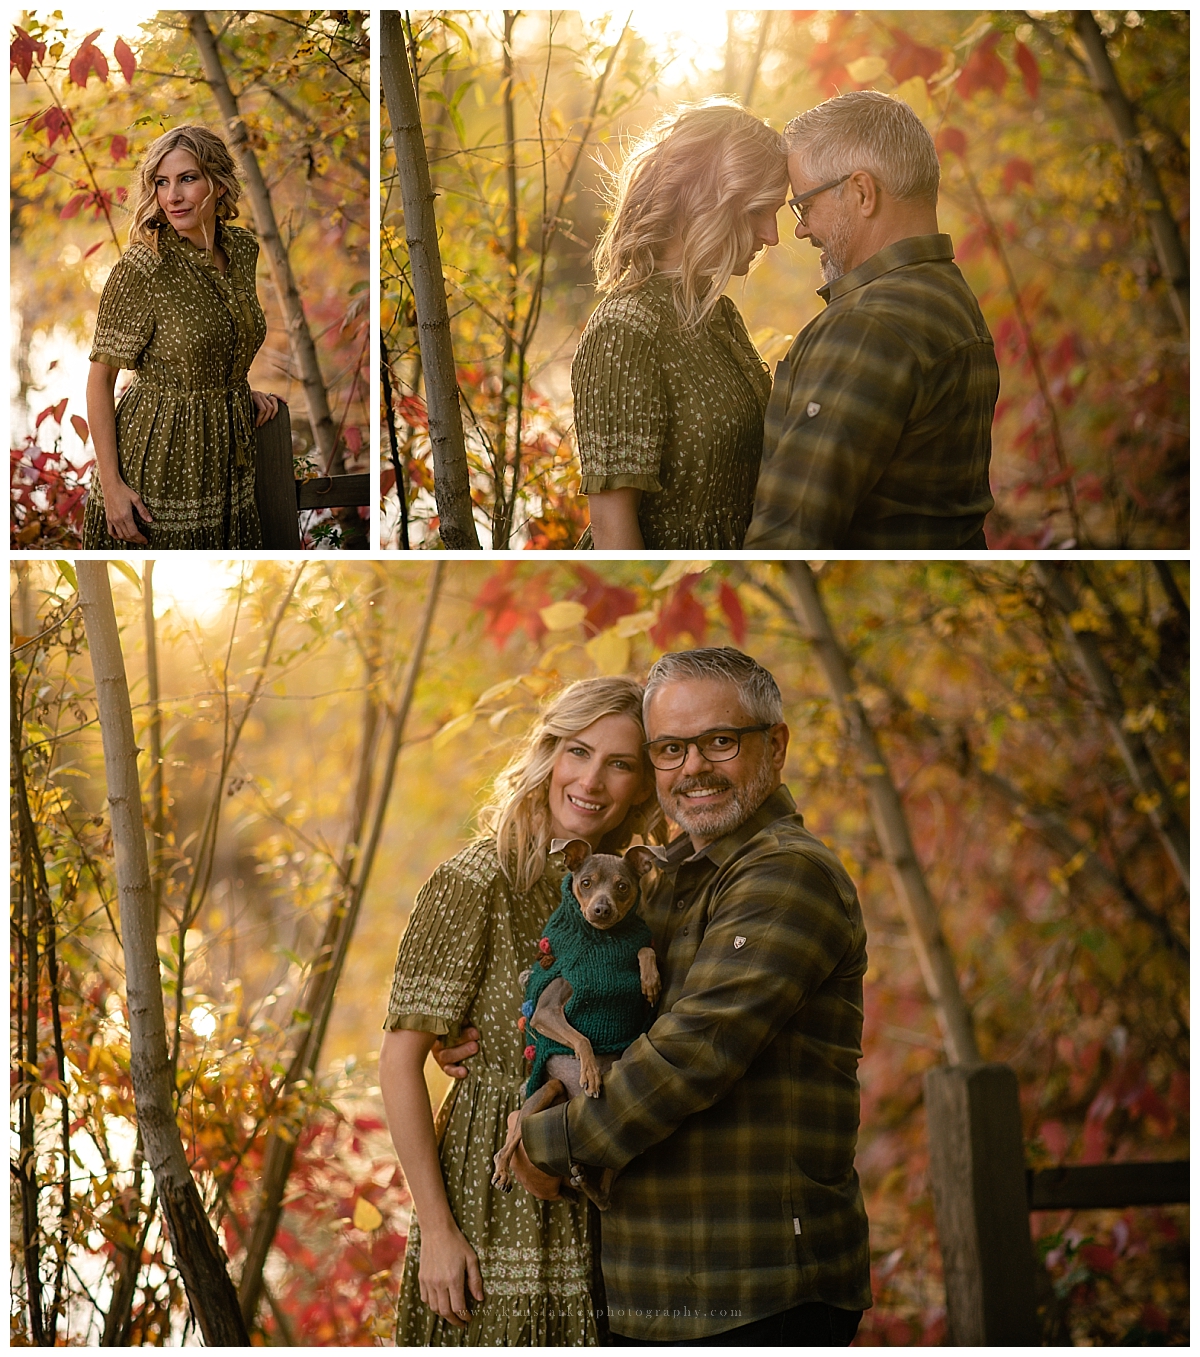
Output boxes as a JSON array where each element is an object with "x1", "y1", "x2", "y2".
[{"x1": 521, "y1": 1100, "x2": 572, "y2": 1177}]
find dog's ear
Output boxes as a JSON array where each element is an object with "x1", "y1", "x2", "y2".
[
  {"x1": 624, "y1": 844, "x2": 667, "y2": 878},
  {"x1": 551, "y1": 837, "x2": 592, "y2": 870}
]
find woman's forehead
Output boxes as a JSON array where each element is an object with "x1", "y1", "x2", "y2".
[{"x1": 156, "y1": 147, "x2": 203, "y2": 176}]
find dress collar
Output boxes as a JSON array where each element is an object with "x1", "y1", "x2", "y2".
[{"x1": 817, "y1": 232, "x2": 954, "y2": 304}]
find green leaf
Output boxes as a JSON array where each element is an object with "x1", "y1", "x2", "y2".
[
  {"x1": 110, "y1": 560, "x2": 142, "y2": 591},
  {"x1": 55, "y1": 559, "x2": 77, "y2": 590}
]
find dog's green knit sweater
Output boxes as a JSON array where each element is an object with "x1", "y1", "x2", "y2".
[{"x1": 521, "y1": 874, "x2": 654, "y2": 1097}]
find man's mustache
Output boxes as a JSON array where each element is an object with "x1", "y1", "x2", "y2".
[{"x1": 671, "y1": 775, "x2": 733, "y2": 796}]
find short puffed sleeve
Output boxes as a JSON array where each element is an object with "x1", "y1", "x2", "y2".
[
  {"x1": 571, "y1": 291, "x2": 666, "y2": 494},
  {"x1": 382, "y1": 854, "x2": 491, "y2": 1034},
  {"x1": 89, "y1": 244, "x2": 158, "y2": 369}
]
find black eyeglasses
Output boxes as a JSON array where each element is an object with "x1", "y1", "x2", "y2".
[
  {"x1": 787, "y1": 173, "x2": 852, "y2": 225},
  {"x1": 644, "y1": 724, "x2": 771, "y2": 771}
]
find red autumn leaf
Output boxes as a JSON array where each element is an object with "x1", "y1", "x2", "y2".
[
  {"x1": 36, "y1": 398, "x2": 69, "y2": 429},
  {"x1": 397, "y1": 393, "x2": 428, "y2": 431},
  {"x1": 114, "y1": 35, "x2": 136, "y2": 84},
  {"x1": 33, "y1": 153, "x2": 57, "y2": 177},
  {"x1": 42, "y1": 106, "x2": 72, "y2": 146},
  {"x1": 343, "y1": 425, "x2": 363, "y2": 454},
  {"x1": 1015, "y1": 40, "x2": 1040, "y2": 100},
  {"x1": 887, "y1": 28, "x2": 944, "y2": 82},
  {"x1": 83, "y1": 239, "x2": 105, "y2": 260},
  {"x1": 11, "y1": 26, "x2": 46, "y2": 81},
  {"x1": 59, "y1": 192, "x2": 86, "y2": 220},
  {"x1": 718, "y1": 581, "x2": 747, "y2": 645},
  {"x1": 570, "y1": 566, "x2": 638, "y2": 633},
  {"x1": 651, "y1": 576, "x2": 708, "y2": 649},
  {"x1": 936, "y1": 126, "x2": 967, "y2": 159},
  {"x1": 68, "y1": 31, "x2": 106, "y2": 87},
  {"x1": 70, "y1": 415, "x2": 89, "y2": 443},
  {"x1": 110, "y1": 134, "x2": 128, "y2": 162},
  {"x1": 957, "y1": 31, "x2": 1007, "y2": 99},
  {"x1": 1080, "y1": 1243, "x2": 1117, "y2": 1274},
  {"x1": 1002, "y1": 157, "x2": 1034, "y2": 195}
]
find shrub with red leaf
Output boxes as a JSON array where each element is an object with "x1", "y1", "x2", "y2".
[
  {"x1": 957, "y1": 31, "x2": 1008, "y2": 99},
  {"x1": 11, "y1": 435, "x2": 93, "y2": 549}
]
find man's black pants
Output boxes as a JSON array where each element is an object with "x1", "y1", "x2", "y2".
[{"x1": 610, "y1": 1301, "x2": 862, "y2": 1346}]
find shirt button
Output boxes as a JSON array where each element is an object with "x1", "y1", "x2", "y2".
[{"x1": 680, "y1": 926, "x2": 689, "y2": 935}]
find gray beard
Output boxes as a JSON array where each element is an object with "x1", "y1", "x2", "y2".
[
  {"x1": 663, "y1": 752, "x2": 778, "y2": 844},
  {"x1": 819, "y1": 203, "x2": 855, "y2": 284}
]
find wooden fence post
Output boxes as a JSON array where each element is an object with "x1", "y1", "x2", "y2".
[
  {"x1": 255, "y1": 402, "x2": 301, "y2": 549},
  {"x1": 924, "y1": 1063, "x2": 1040, "y2": 1345}
]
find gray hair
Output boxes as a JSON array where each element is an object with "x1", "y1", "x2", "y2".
[
  {"x1": 783, "y1": 90, "x2": 940, "y2": 204},
  {"x1": 644, "y1": 647, "x2": 784, "y2": 726}
]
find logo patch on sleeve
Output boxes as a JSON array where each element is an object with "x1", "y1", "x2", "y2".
[
  {"x1": 733, "y1": 935, "x2": 747, "y2": 950},
  {"x1": 806, "y1": 401, "x2": 821, "y2": 418}
]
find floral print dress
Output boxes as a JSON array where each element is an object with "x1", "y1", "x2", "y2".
[
  {"x1": 384, "y1": 839, "x2": 599, "y2": 1347},
  {"x1": 82, "y1": 220, "x2": 267, "y2": 549}
]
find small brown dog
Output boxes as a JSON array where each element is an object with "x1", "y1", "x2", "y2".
[{"x1": 492, "y1": 837, "x2": 664, "y2": 1207}]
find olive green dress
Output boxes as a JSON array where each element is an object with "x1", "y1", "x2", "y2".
[
  {"x1": 82, "y1": 220, "x2": 266, "y2": 549},
  {"x1": 572, "y1": 275, "x2": 773, "y2": 549},
  {"x1": 384, "y1": 839, "x2": 599, "y2": 1347}
]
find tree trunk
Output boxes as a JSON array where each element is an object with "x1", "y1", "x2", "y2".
[
  {"x1": 77, "y1": 561, "x2": 250, "y2": 1347},
  {"x1": 188, "y1": 12, "x2": 342, "y2": 473},
  {"x1": 1035, "y1": 562, "x2": 1189, "y2": 892},
  {"x1": 1073, "y1": 11, "x2": 1189, "y2": 337},
  {"x1": 381, "y1": 11, "x2": 481, "y2": 549},
  {"x1": 782, "y1": 562, "x2": 981, "y2": 1065},
  {"x1": 237, "y1": 563, "x2": 445, "y2": 1326},
  {"x1": 142, "y1": 561, "x2": 166, "y2": 930}
]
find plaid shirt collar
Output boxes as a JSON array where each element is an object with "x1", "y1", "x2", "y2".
[
  {"x1": 661, "y1": 783, "x2": 799, "y2": 871},
  {"x1": 817, "y1": 232, "x2": 955, "y2": 305}
]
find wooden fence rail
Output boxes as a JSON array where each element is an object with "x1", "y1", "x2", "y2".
[
  {"x1": 255, "y1": 401, "x2": 370, "y2": 549},
  {"x1": 925, "y1": 1062, "x2": 1188, "y2": 1345}
]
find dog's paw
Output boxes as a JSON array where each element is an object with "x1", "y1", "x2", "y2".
[
  {"x1": 641, "y1": 975, "x2": 661, "y2": 1005},
  {"x1": 579, "y1": 1058, "x2": 603, "y2": 1097}
]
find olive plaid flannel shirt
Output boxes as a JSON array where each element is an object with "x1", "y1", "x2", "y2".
[
  {"x1": 522, "y1": 786, "x2": 871, "y2": 1341},
  {"x1": 743, "y1": 234, "x2": 999, "y2": 549}
]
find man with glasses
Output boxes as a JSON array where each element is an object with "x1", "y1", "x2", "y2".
[
  {"x1": 517, "y1": 647, "x2": 871, "y2": 1345},
  {"x1": 744, "y1": 89, "x2": 999, "y2": 549}
]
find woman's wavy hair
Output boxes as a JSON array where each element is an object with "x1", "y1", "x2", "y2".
[
  {"x1": 593, "y1": 98, "x2": 788, "y2": 330},
  {"x1": 477, "y1": 676, "x2": 663, "y2": 894},
  {"x1": 128, "y1": 125, "x2": 242, "y2": 251}
]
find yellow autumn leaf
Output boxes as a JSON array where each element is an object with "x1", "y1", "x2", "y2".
[
  {"x1": 488, "y1": 705, "x2": 519, "y2": 732},
  {"x1": 847, "y1": 55, "x2": 888, "y2": 83},
  {"x1": 353, "y1": 1197, "x2": 383, "y2": 1232},
  {"x1": 653, "y1": 560, "x2": 710, "y2": 591},
  {"x1": 585, "y1": 629, "x2": 631, "y2": 676},
  {"x1": 521, "y1": 672, "x2": 557, "y2": 696},
  {"x1": 614, "y1": 609, "x2": 658, "y2": 638},
  {"x1": 539, "y1": 600, "x2": 588, "y2": 631},
  {"x1": 891, "y1": 75, "x2": 930, "y2": 119},
  {"x1": 432, "y1": 710, "x2": 476, "y2": 750},
  {"x1": 477, "y1": 677, "x2": 521, "y2": 705}
]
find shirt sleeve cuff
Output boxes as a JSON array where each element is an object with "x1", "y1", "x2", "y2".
[
  {"x1": 580, "y1": 472, "x2": 662, "y2": 495},
  {"x1": 521, "y1": 1100, "x2": 573, "y2": 1176},
  {"x1": 380, "y1": 1012, "x2": 450, "y2": 1034},
  {"x1": 88, "y1": 350, "x2": 133, "y2": 370}
]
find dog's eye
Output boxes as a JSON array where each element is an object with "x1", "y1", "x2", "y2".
[
  {"x1": 580, "y1": 877, "x2": 591, "y2": 888},
  {"x1": 616, "y1": 881, "x2": 628, "y2": 891}
]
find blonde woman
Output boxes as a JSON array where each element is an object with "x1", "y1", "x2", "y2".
[
  {"x1": 575, "y1": 99, "x2": 789, "y2": 550},
  {"x1": 380, "y1": 677, "x2": 661, "y2": 1345},
  {"x1": 82, "y1": 125, "x2": 280, "y2": 549}
]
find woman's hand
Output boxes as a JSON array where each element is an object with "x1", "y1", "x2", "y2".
[
  {"x1": 250, "y1": 390, "x2": 279, "y2": 427},
  {"x1": 432, "y1": 1026, "x2": 480, "y2": 1080},
  {"x1": 103, "y1": 479, "x2": 153, "y2": 545},
  {"x1": 417, "y1": 1221, "x2": 485, "y2": 1328},
  {"x1": 503, "y1": 1110, "x2": 564, "y2": 1200}
]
